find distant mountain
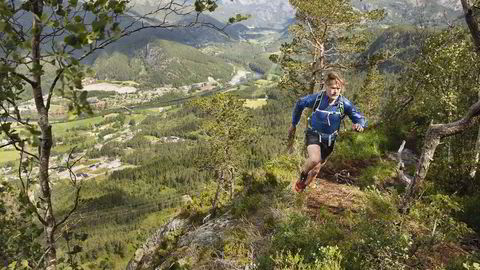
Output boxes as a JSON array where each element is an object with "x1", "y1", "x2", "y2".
[
  {"x1": 207, "y1": 0, "x2": 461, "y2": 29},
  {"x1": 84, "y1": 13, "x2": 251, "y2": 64},
  {"x1": 93, "y1": 39, "x2": 234, "y2": 86},
  {"x1": 213, "y1": 0, "x2": 295, "y2": 29},
  {"x1": 352, "y1": 0, "x2": 462, "y2": 26},
  {"x1": 359, "y1": 25, "x2": 435, "y2": 72}
]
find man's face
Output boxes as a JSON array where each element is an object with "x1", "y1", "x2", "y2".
[{"x1": 326, "y1": 80, "x2": 342, "y2": 101}]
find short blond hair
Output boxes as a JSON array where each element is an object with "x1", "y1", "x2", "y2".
[{"x1": 325, "y1": 71, "x2": 345, "y2": 87}]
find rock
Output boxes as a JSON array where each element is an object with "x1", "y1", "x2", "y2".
[
  {"x1": 127, "y1": 213, "x2": 237, "y2": 270},
  {"x1": 126, "y1": 218, "x2": 188, "y2": 270},
  {"x1": 103, "y1": 133, "x2": 114, "y2": 140}
]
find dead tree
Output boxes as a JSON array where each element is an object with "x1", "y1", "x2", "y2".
[{"x1": 397, "y1": 0, "x2": 480, "y2": 205}]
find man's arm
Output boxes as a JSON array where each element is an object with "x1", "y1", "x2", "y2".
[
  {"x1": 343, "y1": 97, "x2": 366, "y2": 132},
  {"x1": 287, "y1": 94, "x2": 318, "y2": 151},
  {"x1": 291, "y1": 93, "x2": 319, "y2": 127}
]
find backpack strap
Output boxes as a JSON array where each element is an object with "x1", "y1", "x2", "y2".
[
  {"x1": 313, "y1": 91, "x2": 345, "y2": 118},
  {"x1": 338, "y1": 95, "x2": 345, "y2": 119},
  {"x1": 312, "y1": 91, "x2": 325, "y2": 112}
]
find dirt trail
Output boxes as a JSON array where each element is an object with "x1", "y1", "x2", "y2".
[
  {"x1": 292, "y1": 178, "x2": 365, "y2": 216},
  {"x1": 307, "y1": 179, "x2": 364, "y2": 212}
]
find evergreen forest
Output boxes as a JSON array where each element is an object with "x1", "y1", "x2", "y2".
[{"x1": 1, "y1": 0, "x2": 480, "y2": 269}]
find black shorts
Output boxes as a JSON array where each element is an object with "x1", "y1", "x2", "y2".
[{"x1": 305, "y1": 130, "x2": 335, "y2": 160}]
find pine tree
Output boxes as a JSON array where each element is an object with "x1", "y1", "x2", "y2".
[
  {"x1": 270, "y1": 0, "x2": 384, "y2": 97},
  {"x1": 190, "y1": 93, "x2": 256, "y2": 216}
]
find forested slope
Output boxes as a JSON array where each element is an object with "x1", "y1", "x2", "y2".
[{"x1": 3, "y1": 0, "x2": 480, "y2": 269}]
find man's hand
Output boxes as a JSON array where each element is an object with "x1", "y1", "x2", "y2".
[
  {"x1": 288, "y1": 125, "x2": 296, "y2": 139},
  {"x1": 352, "y1": 123, "x2": 364, "y2": 132}
]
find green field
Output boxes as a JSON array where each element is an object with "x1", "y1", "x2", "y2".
[
  {"x1": 52, "y1": 116, "x2": 104, "y2": 136},
  {"x1": 244, "y1": 98, "x2": 268, "y2": 109}
]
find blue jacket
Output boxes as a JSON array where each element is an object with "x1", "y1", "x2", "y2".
[{"x1": 292, "y1": 92, "x2": 366, "y2": 136}]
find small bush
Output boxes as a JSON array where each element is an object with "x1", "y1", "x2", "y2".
[
  {"x1": 232, "y1": 193, "x2": 263, "y2": 217},
  {"x1": 357, "y1": 160, "x2": 396, "y2": 188},
  {"x1": 345, "y1": 188, "x2": 410, "y2": 270},
  {"x1": 333, "y1": 129, "x2": 389, "y2": 162},
  {"x1": 272, "y1": 246, "x2": 344, "y2": 270}
]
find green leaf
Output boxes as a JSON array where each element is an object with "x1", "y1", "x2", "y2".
[
  {"x1": 1, "y1": 123, "x2": 12, "y2": 133},
  {"x1": 208, "y1": 2, "x2": 217, "y2": 12},
  {"x1": 68, "y1": 0, "x2": 78, "y2": 7},
  {"x1": 26, "y1": 125, "x2": 41, "y2": 136},
  {"x1": 194, "y1": 1, "x2": 203, "y2": 12},
  {"x1": 65, "y1": 22, "x2": 86, "y2": 33},
  {"x1": 64, "y1": 35, "x2": 81, "y2": 49},
  {"x1": 41, "y1": 13, "x2": 49, "y2": 24},
  {"x1": 91, "y1": 19, "x2": 107, "y2": 33},
  {"x1": 8, "y1": 261, "x2": 17, "y2": 270}
]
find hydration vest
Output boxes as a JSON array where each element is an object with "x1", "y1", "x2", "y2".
[{"x1": 308, "y1": 91, "x2": 345, "y2": 146}]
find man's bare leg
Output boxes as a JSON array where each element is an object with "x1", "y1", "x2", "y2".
[
  {"x1": 296, "y1": 145, "x2": 322, "y2": 191},
  {"x1": 304, "y1": 159, "x2": 326, "y2": 188},
  {"x1": 302, "y1": 144, "x2": 321, "y2": 173}
]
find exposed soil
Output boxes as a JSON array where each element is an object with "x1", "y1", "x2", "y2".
[{"x1": 304, "y1": 179, "x2": 364, "y2": 214}]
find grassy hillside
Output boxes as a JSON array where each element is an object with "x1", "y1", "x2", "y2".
[
  {"x1": 359, "y1": 25, "x2": 435, "y2": 72},
  {"x1": 93, "y1": 39, "x2": 234, "y2": 87},
  {"x1": 4, "y1": 73, "x2": 480, "y2": 269},
  {"x1": 6, "y1": 80, "x2": 281, "y2": 269},
  {"x1": 122, "y1": 88, "x2": 480, "y2": 270}
]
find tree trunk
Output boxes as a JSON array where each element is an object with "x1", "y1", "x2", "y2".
[
  {"x1": 403, "y1": 0, "x2": 480, "y2": 204},
  {"x1": 304, "y1": 42, "x2": 325, "y2": 132},
  {"x1": 405, "y1": 100, "x2": 480, "y2": 199},
  {"x1": 460, "y1": 0, "x2": 480, "y2": 52},
  {"x1": 470, "y1": 124, "x2": 480, "y2": 178},
  {"x1": 309, "y1": 42, "x2": 325, "y2": 94},
  {"x1": 470, "y1": 89, "x2": 480, "y2": 178},
  {"x1": 32, "y1": 0, "x2": 57, "y2": 268}
]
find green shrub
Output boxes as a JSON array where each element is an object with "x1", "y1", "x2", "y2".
[
  {"x1": 459, "y1": 194, "x2": 480, "y2": 233},
  {"x1": 357, "y1": 160, "x2": 396, "y2": 188},
  {"x1": 270, "y1": 212, "x2": 329, "y2": 263},
  {"x1": 410, "y1": 194, "x2": 472, "y2": 243},
  {"x1": 232, "y1": 193, "x2": 263, "y2": 217},
  {"x1": 272, "y1": 246, "x2": 344, "y2": 270},
  {"x1": 333, "y1": 129, "x2": 389, "y2": 162},
  {"x1": 345, "y1": 188, "x2": 410, "y2": 270}
]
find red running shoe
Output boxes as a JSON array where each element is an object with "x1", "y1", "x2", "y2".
[{"x1": 294, "y1": 171, "x2": 308, "y2": 192}]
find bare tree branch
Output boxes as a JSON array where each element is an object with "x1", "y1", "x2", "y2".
[
  {"x1": 404, "y1": 99, "x2": 480, "y2": 201},
  {"x1": 0, "y1": 140, "x2": 16, "y2": 149},
  {"x1": 18, "y1": 145, "x2": 47, "y2": 226},
  {"x1": 395, "y1": 140, "x2": 412, "y2": 185},
  {"x1": 10, "y1": 71, "x2": 37, "y2": 87},
  {"x1": 55, "y1": 147, "x2": 83, "y2": 230},
  {"x1": 460, "y1": 0, "x2": 480, "y2": 51},
  {"x1": 46, "y1": 69, "x2": 63, "y2": 111}
]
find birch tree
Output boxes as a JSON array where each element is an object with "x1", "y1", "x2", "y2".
[
  {"x1": 398, "y1": 0, "x2": 480, "y2": 202},
  {"x1": 0, "y1": 0, "x2": 244, "y2": 268}
]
